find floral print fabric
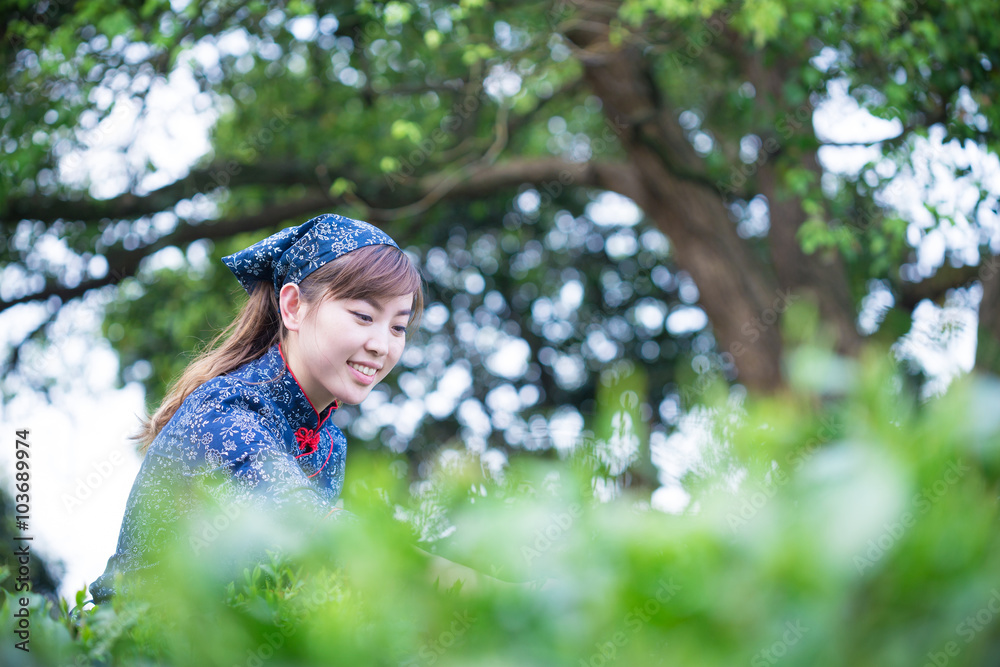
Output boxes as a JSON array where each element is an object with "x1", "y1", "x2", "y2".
[
  {"x1": 90, "y1": 344, "x2": 347, "y2": 603},
  {"x1": 221, "y1": 213, "x2": 399, "y2": 299}
]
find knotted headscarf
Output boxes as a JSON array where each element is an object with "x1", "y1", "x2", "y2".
[{"x1": 222, "y1": 213, "x2": 399, "y2": 298}]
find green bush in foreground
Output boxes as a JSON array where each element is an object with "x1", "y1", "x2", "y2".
[{"x1": 3, "y1": 346, "x2": 1000, "y2": 667}]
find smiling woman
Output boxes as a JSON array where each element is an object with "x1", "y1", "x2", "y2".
[
  {"x1": 90, "y1": 213, "x2": 424, "y2": 603},
  {"x1": 283, "y1": 291, "x2": 413, "y2": 408}
]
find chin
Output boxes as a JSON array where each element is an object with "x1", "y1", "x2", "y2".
[{"x1": 338, "y1": 389, "x2": 376, "y2": 406}]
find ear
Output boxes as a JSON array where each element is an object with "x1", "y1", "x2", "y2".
[{"x1": 279, "y1": 283, "x2": 307, "y2": 332}]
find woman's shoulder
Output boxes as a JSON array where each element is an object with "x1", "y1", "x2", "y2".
[
  {"x1": 175, "y1": 373, "x2": 282, "y2": 427},
  {"x1": 149, "y1": 373, "x2": 284, "y2": 452},
  {"x1": 181, "y1": 349, "x2": 284, "y2": 412}
]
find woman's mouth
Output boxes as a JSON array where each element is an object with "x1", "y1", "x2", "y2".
[{"x1": 348, "y1": 361, "x2": 378, "y2": 381}]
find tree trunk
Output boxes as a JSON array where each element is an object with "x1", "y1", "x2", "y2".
[
  {"x1": 976, "y1": 254, "x2": 1000, "y2": 373},
  {"x1": 757, "y1": 150, "x2": 863, "y2": 356},
  {"x1": 742, "y1": 50, "x2": 863, "y2": 356},
  {"x1": 566, "y1": 19, "x2": 785, "y2": 391},
  {"x1": 565, "y1": 8, "x2": 872, "y2": 391}
]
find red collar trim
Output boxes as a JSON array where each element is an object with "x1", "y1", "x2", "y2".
[
  {"x1": 277, "y1": 343, "x2": 339, "y2": 423},
  {"x1": 278, "y1": 343, "x2": 339, "y2": 478}
]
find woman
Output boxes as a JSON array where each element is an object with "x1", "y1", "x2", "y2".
[{"x1": 90, "y1": 213, "x2": 423, "y2": 602}]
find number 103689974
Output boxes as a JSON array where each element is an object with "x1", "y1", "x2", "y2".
[
  {"x1": 14, "y1": 429, "x2": 30, "y2": 529},
  {"x1": 12, "y1": 430, "x2": 33, "y2": 653}
]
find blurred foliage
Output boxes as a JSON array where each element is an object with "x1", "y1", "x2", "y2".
[
  {"x1": 3, "y1": 345, "x2": 1000, "y2": 666},
  {"x1": 2, "y1": 0, "x2": 999, "y2": 484}
]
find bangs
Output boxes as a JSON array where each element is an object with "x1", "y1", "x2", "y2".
[
  {"x1": 302, "y1": 244, "x2": 424, "y2": 326},
  {"x1": 337, "y1": 245, "x2": 421, "y2": 300}
]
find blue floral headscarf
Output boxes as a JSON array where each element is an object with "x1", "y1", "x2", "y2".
[{"x1": 222, "y1": 213, "x2": 399, "y2": 298}]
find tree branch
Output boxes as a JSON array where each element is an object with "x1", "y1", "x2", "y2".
[
  {"x1": 818, "y1": 138, "x2": 901, "y2": 147},
  {"x1": 418, "y1": 157, "x2": 643, "y2": 204},
  {"x1": 894, "y1": 263, "x2": 982, "y2": 312},
  {"x1": 361, "y1": 80, "x2": 469, "y2": 97},
  {"x1": 0, "y1": 194, "x2": 340, "y2": 311},
  {"x1": 1, "y1": 157, "x2": 638, "y2": 312},
  {"x1": 506, "y1": 77, "x2": 586, "y2": 138},
  {"x1": 2, "y1": 162, "x2": 331, "y2": 227}
]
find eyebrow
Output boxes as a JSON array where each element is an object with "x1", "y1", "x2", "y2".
[{"x1": 360, "y1": 297, "x2": 411, "y2": 318}]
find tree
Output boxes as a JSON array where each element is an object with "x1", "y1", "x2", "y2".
[{"x1": 2, "y1": 0, "x2": 998, "y2": 469}]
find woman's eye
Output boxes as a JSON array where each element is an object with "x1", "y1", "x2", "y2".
[
  {"x1": 351, "y1": 311, "x2": 373, "y2": 323},
  {"x1": 393, "y1": 326, "x2": 408, "y2": 335}
]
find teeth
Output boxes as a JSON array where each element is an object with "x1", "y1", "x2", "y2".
[{"x1": 349, "y1": 362, "x2": 376, "y2": 377}]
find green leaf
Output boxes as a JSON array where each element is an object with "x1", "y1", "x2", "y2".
[
  {"x1": 384, "y1": 1, "x2": 413, "y2": 25},
  {"x1": 97, "y1": 9, "x2": 134, "y2": 38},
  {"x1": 390, "y1": 119, "x2": 422, "y2": 143},
  {"x1": 329, "y1": 177, "x2": 356, "y2": 197},
  {"x1": 798, "y1": 218, "x2": 835, "y2": 254},
  {"x1": 784, "y1": 167, "x2": 817, "y2": 197},
  {"x1": 424, "y1": 29, "x2": 442, "y2": 50}
]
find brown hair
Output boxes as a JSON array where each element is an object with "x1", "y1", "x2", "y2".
[{"x1": 135, "y1": 244, "x2": 423, "y2": 453}]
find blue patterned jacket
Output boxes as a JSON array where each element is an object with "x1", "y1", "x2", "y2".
[{"x1": 91, "y1": 344, "x2": 347, "y2": 602}]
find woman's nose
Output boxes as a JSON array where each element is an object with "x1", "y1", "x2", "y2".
[{"x1": 365, "y1": 326, "x2": 389, "y2": 355}]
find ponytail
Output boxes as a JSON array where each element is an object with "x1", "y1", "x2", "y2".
[{"x1": 134, "y1": 283, "x2": 281, "y2": 453}]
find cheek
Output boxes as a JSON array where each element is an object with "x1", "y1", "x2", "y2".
[
  {"x1": 306, "y1": 325, "x2": 327, "y2": 358},
  {"x1": 389, "y1": 338, "x2": 406, "y2": 364},
  {"x1": 304, "y1": 326, "x2": 338, "y2": 367}
]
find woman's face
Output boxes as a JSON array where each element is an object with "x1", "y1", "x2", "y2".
[{"x1": 283, "y1": 291, "x2": 412, "y2": 409}]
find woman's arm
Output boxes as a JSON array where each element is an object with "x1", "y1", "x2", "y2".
[
  {"x1": 410, "y1": 546, "x2": 553, "y2": 594},
  {"x1": 412, "y1": 545, "x2": 499, "y2": 593}
]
